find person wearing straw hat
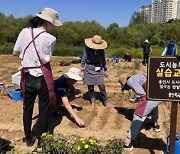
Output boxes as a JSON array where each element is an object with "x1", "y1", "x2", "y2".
[
  {"x1": 142, "y1": 39, "x2": 152, "y2": 66},
  {"x1": 13, "y1": 8, "x2": 62, "y2": 146},
  {"x1": 81, "y1": 35, "x2": 109, "y2": 107},
  {"x1": 119, "y1": 73, "x2": 161, "y2": 151},
  {"x1": 53, "y1": 67, "x2": 85, "y2": 128}
]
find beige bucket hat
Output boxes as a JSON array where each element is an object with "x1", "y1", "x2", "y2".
[
  {"x1": 85, "y1": 35, "x2": 107, "y2": 50},
  {"x1": 145, "y1": 39, "x2": 149, "y2": 43},
  {"x1": 64, "y1": 67, "x2": 82, "y2": 81},
  {"x1": 36, "y1": 8, "x2": 62, "y2": 26},
  {"x1": 118, "y1": 73, "x2": 132, "y2": 91}
]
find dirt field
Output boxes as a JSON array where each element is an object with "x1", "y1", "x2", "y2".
[{"x1": 0, "y1": 55, "x2": 179, "y2": 154}]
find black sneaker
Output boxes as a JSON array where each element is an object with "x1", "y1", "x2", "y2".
[
  {"x1": 37, "y1": 138, "x2": 42, "y2": 148},
  {"x1": 153, "y1": 124, "x2": 160, "y2": 132},
  {"x1": 123, "y1": 143, "x2": 133, "y2": 151},
  {"x1": 148, "y1": 123, "x2": 161, "y2": 132},
  {"x1": 24, "y1": 134, "x2": 35, "y2": 147}
]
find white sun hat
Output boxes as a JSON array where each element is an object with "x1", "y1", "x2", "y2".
[
  {"x1": 36, "y1": 8, "x2": 62, "y2": 26},
  {"x1": 145, "y1": 39, "x2": 149, "y2": 43},
  {"x1": 85, "y1": 35, "x2": 107, "y2": 50},
  {"x1": 64, "y1": 67, "x2": 82, "y2": 81}
]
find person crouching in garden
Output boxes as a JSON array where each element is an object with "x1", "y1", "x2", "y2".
[
  {"x1": 53, "y1": 67, "x2": 85, "y2": 127},
  {"x1": 118, "y1": 73, "x2": 161, "y2": 151},
  {"x1": 80, "y1": 35, "x2": 109, "y2": 107}
]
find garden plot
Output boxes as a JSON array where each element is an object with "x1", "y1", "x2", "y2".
[{"x1": 0, "y1": 55, "x2": 179, "y2": 154}]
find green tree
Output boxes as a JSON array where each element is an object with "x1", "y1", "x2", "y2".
[{"x1": 129, "y1": 12, "x2": 148, "y2": 25}]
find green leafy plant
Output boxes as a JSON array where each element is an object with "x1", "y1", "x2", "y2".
[
  {"x1": 71, "y1": 58, "x2": 81, "y2": 64},
  {"x1": 40, "y1": 132, "x2": 70, "y2": 154},
  {"x1": 134, "y1": 59, "x2": 141, "y2": 69},
  {"x1": 35, "y1": 133, "x2": 124, "y2": 154},
  {"x1": 72, "y1": 137, "x2": 101, "y2": 154},
  {"x1": 5, "y1": 148, "x2": 25, "y2": 154},
  {"x1": 118, "y1": 92, "x2": 123, "y2": 101},
  {"x1": 59, "y1": 60, "x2": 71, "y2": 66},
  {"x1": 102, "y1": 138, "x2": 124, "y2": 154},
  {"x1": 127, "y1": 91, "x2": 131, "y2": 100}
]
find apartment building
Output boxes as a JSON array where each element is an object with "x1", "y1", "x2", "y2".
[
  {"x1": 140, "y1": 5, "x2": 152, "y2": 23},
  {"x1": 140, "y1": 0, "x2": 180, "y2": 23},
  {"x1": 177, "y1": 0, "x2": 180, "y2": 19}
]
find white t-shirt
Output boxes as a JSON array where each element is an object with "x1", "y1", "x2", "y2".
[{"x1": 13, "y1": 27, "x2": 56, "y2": 77}]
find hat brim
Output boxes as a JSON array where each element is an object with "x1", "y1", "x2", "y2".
[
  {"x1": 118, "y1": 74, "x2": 131, "y2": 91},
  {"x1": 85, "y1": 38, "x2": 107, "y2": 50},
  {"x1": 122, "y1": 83, "x2": 130, "y2": 91},
  {"x1": 36, "y1": 14, "x2": 62, "y2": 26},
  {"x1": 119, "y1": 79, "x2": 129, "y2": 91},
  {"x1": 64, "y1": 73, "x2": 82, "y2": 81}
]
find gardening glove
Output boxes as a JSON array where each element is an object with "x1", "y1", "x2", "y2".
[
  {"x1": 18, "y1": 66, "x2": 23, "y2": 71},
  {"x1": 130, "y1": 96, "x2": 142, "y2": 103},
  {"x1": 80, "y1": 68, "x2": 85, "y2": 78},
  {"x1": 104, "y1": 66, "x2": 108, "y2": 78},
  {"x1": 75, "y1": 93, "x2": 83, "y2": 98}
]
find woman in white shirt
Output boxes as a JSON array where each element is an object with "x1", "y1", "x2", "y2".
[{"x1": 13, "y1": 8, "x2": 62, "y2": 147}]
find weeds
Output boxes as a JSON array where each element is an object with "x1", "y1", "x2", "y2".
[
  {"x1": 59, "y1": 60, "x2": 71, "y2": 66},
  {"x1": 134, "y1": 59, "x2": 141, "y2": 70},
  {"x1": 71, "y1": 58, "x2": 81, "y2": 64}
]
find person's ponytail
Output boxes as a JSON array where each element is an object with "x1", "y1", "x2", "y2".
[{"x1": 29, "y1": 16, "x2": 45, "y2": 28}]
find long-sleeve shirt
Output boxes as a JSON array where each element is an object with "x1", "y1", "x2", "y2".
[{"x1": 127, "y1": 74, "x2": 147, "y2": 97}]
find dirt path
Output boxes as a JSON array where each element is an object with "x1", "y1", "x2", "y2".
[{"x1": 0, "y1": 55, "x2": 179, "y2": 153}]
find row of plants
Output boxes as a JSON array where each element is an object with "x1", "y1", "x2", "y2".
[
  {"x1": 7, "y1": 133, "x2": 124, "y2": 154},
  {"x1": 39, "y1": 133, "x2": 124, "y2": 154}
]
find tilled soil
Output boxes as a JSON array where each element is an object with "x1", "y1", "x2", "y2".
[{"x1": 0, "y1": 55, "x2": 179, "y2": 154}]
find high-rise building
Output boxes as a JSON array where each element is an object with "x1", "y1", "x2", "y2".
[
  {"x1": 140, "y1": 5, "x2": 152, "y2": 23},
  {"x1": 140, "y1": 0, "x2": 180, "y2": 23},
  {"x1": 177, "y1": 0, "x2": 180, "y2": 19}
]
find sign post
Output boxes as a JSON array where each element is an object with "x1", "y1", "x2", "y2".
[
  {"x1": 147, "y1": 57, "x2": 179, "y2": 154},
  {"x1": 169, "y1": 102, "x2": 178, "y2": 154}
]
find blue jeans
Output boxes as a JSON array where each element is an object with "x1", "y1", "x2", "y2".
[
  {"x1": 127, "y1": 100, "x2": 161, "y2": 140},
  {"x1": 23, "y1": 73, "x2": 49, "y2": 138}
]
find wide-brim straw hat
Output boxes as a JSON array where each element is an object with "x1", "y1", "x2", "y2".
[
  {"x1": 64, "y1": 67, "x2": 82, "y2": 81},
  {"x1": 85, "y1": 35, "x2": 107, "y2": 50},
  {"x1": 36, "y1": 8, "x2": 62, "y2": 26},
  {"x1": 118, "y1": 73, "x2": 132, "y2": 91}
]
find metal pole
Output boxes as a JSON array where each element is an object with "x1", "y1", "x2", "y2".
[{"x1": 169, "y1": 102, "x2": 178, "y2": 154}]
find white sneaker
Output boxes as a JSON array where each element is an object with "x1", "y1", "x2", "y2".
[{"x1": 123, "y1": 143, "x2": 134, "y2": 151}]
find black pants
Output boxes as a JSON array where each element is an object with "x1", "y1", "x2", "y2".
[
  {"x1": 88, "y1": 84, "x2": 108, "y2": 102},
  {"x1": 143, "y1": 54, "x2": 150, "y2": 64},
  {"x1": 23, "y1": 73, "x2": 49, "y2": 138}
]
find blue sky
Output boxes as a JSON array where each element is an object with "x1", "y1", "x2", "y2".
[{"x1": 0, "y1": 0, "x2": 151, "y2": 27}]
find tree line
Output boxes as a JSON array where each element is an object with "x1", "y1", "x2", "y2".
[{"x1": 0, "y1": 12, "x2": 180, "y2": 57}]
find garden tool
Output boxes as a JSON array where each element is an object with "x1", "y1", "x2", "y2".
[{"x1": 0, "y1": 82, "x2": 23, "y2": 101}]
